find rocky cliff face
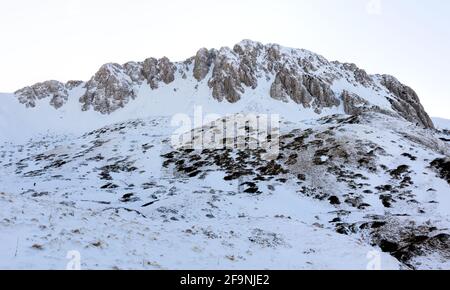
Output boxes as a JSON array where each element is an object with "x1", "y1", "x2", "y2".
[
  {"x1": 379, "y1": 75, "x2": 434, "y2": 129},
  {"x1": 80, "y1": 63, "x2": 137, "y2": 114},
  {"x1": 13, "y1": 40, "x2": 434, "y2": 129},
  {"x1": 270, "y1": 68, "x2": 340, "y2": 113},
  {"x1": 15, "y1": 80, "x2": 83, "y2": 109}
]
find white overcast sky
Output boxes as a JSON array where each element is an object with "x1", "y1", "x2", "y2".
[{"x1": 0, "y1": 0, "x2": 449, "y2": 118}]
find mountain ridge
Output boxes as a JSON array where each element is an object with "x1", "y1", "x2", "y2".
[{"x1": 11, "y1": 40, "x2": 434, "y2": 129}]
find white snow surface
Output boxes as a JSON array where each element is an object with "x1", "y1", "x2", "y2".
[
  {"x1": 0, "y1": 41, "x2": 448, "y2": 270},
  {"x1": 0, "y1": 115, "x2": 408, "y2": 270},
  {"x1": 0, "y1": 111, "x2": 449, "y2": 270}
]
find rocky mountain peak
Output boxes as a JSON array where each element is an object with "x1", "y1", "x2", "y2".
[
  {"x1": 15, "y1": 80, "x2": 83, "y2": 109},
  {"x1": 79, "y1": 63, "x2": 137, "y2": 114},
  {"x1": 13, "y1": 40, "x2": 434, "y2": 129},
  {"x1": 380, "y1": 74, "x2": 434, "y2": 129}
]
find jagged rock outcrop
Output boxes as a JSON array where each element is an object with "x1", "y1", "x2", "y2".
[
  {"x1": 265, "y1": 44, "x2": 283, "y2": 72},
  {"x1": 341, "y1": 90, "x2": 370, "y2": 115},
  {"x1": 80, "y1": 63, "x2": 137, "y2": 114},
  {"x1": 380, "y1": 75, "x2": 434, "y2": 129},
  {"x1": 339, "y1": 63, "x2": 374, "y2": 88},
  {"x1": 15, "y1": 80, "x2": 69, "y2": 109},
  {"x1": 142, "y1": 57, "x2": 176, "y2": 89},
  {"x1": 65, "y1": 80, "x2": 84, "y2": 90},
  {"x1": 206, "y1": 42, "x2": 264, "y2": 102},
  {"x1": 270, "y1": 68, "x2": 311, "y2": 104},
  {"x1": 208, "y1": 48, "x2": 247, "y2": 103},
  {"x1": 124, "y1": 61, "x2": 145, "y2": 84},
  {"x1": 233, "y1": 42, "x2": 261, "y2": 88},
  {"x1": 270, "y1": 68, "x2": 340, "y2": 113},
  {"x1": 158, "y1": 57, "x2": 176, "y2": 85},
  {"x1": 79, "y1": 57, "x2": 178, "y2": 114},
  {"x1": 142, "y1": 58, "x2": 159, "y2": 89},
  {"x1": 12, "y1": 40, "x2": 435, "y2": 129},
  {"x1": 193, "y1": 48, "x2": 215, "y2": 81}
]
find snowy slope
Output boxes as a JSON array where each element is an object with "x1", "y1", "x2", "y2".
[
  {"x1": 0, "y1": 116, "x2": 401, "y2": 270},
  {"x1": 0, "y1": 40, "x2": 434, "y2": 141},
  {"x1": 0, "y1": 40, "x2": 448, "y2": 270},
  {"x1": 0, "y1": 76, "x2": 341, "y2": 143},
  {"x1": 0, "y1": 112, "x2": 449, "y2": 269}
]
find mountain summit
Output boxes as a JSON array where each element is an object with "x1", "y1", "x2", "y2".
[{"x1": 12, "y1": 40, "x2": 433, "y2": 129}]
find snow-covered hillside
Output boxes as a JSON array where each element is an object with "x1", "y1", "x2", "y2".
[
  {"x1": 0, "y1": 40, "x2": 449, "y2": 270},
  {"x1": 1, "y1": 40, "x2": 434, "y2": 142}
]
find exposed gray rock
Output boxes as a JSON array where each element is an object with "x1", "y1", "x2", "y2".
[
  {"x1": 264, "y1": 44, "x2": 283, "y2": 73},
  {"x1": 142, "y1": 58, "x2": 160, "y2": 89},
  {"x1": 158, "y1": 57, "x2": 176, "y2": 85},
  {"x1": 270, "y1": 68, "x2": 310, "y2": 104},
  {"x1": 233, "y1": 42, "x2": 259, "y2": 89},
  {"x1": 193, "y1": 48, "x2": 214, "y2": 81},
  {"x1": 208, "y1": 48, "x2": 246, "y2": 103},
  {"x1": 304, "y1": 75, "x2": 340, "y2": 111},
  {"x1": 207, "y1": 42, "x2": 266, "y2": 103},
  {"x1": 341, "y1": 63, "x2": 374, "y2": 88},
  {"x1": 80, "y1": 63, "x2": 137, "y2": 114},
  {"x1": 65, "y1": 80, "x2": 84, "y2": 90},
  {"x1": 341, "y1": 90, "x2": 370, "y2": 115},
  {"x1": 49, "y1": 93, "x2": 67, "y2": 109},
  {"x1": 11, "y1": 40, "x2": 436, "y2": 129},
  {"x1": 380, "y1": 75, "x2": 434, "y2": 129},
  {"x1": 142, "y1": 57, "x2": 176, "y2": 89},
  {"x1": 15, "y1": 80, "x2": 69, "y2": 109},
  {"x1": 270, "y1": 67, "x2": 340, "y2": 113},
  {"x1": 124, "y1": 61, "x2": 145, "y2": 84}
]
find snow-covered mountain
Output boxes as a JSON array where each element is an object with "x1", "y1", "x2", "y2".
[
  {"x1": 433, "y1": 117, "x2": 450, "y2": 131},
  {"x1": 0, "y1": 40, "x2": 449, "y2": 270},
  {"x1": 1, "y1": 40, "x2": 434, "y2": 141}
]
